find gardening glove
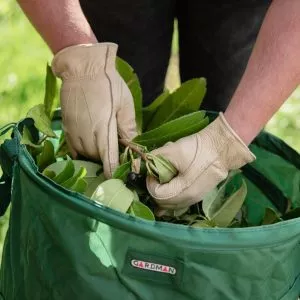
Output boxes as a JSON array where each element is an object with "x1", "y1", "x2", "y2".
[
  {"x1": 52, "y1": 43, "x2": 137, "y2": 178},
  {"x1": 146, "y1": 113, "x2": 256, "y2": 216}
]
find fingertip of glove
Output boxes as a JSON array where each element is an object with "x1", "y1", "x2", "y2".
[{"x1": 146, "y1": 175, "x2": 160, "y2": 195}]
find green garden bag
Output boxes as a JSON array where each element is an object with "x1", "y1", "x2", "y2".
[{"x1": 0, "y1": 115, "x2": 300, "y2": 300}]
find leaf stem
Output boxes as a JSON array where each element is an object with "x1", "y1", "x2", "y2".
[{"x1": 119, "y1": 139, "x2": 148, "y2": 161}]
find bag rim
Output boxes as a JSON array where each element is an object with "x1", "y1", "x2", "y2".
[{"x1": 17, "y1": 138, "x2": 300, "y2": 250}]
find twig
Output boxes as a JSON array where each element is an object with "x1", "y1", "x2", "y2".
[{"x1": 119, "y1": 139, "x2": 148, "y2": 161}]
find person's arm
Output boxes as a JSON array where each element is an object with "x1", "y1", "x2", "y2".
[
  {"x1": 225, "y1": 0, "x2": 300, "y2": 145},
  {"x1": 147, "y1": 0, "x2": 300, "y2": 215},
  {"x1": 17, "y1": 0, "x2": 97, "y2": 53},
  {"x1": 18, "y1": 0, "x2": 137, "y2": 178}
]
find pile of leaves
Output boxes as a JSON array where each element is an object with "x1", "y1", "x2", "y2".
[{"x1": 19, "y1": 60, "x2": 297, "y2": 228}]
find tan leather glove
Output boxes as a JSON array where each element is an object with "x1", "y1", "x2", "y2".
[
  {"x1": 52, "y1": 43, "x2": 137, "y2": 178},
  {"x1": 146, "y1": 113, "x2": 256, "y2": 215}
]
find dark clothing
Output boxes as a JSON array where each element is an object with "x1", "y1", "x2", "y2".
[{"x1": 79, "y1": 0, "x2": 271, "y2": 111}]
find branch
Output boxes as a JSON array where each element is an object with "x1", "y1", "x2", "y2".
[{"x1": 118, "y1": 139, "x2": 148, "y2": 161}]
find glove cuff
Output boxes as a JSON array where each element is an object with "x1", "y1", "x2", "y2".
[
  {"x1": 215, "y1": 113, "x2": 256, "y2": 168},
  {"x1": 51, "y1": 42, "x2": 118, "y2": 80}
]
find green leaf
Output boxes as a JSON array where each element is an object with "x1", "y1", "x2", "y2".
[
  {"x1": 146, "y1": 154, "x2": 177, "y2": 184},
  {"x1": 191, "y1": 220, "x2": 215, "y2": 228},
  {"x1": 27, "y1": 104, "x2": 57, "y2": 138},
  {"x1": 21, "y1": 125, "x2": 42, "y2": 149},
  {"x1": 45, "y1": 160, "x2": 102, "y2": 177},
  {"x1": 133, "y1": 111, "x2": 208, "y2": 149},
  {"x1": 112, "y1": 161, "x2": 131, "y2": 181},
  {"x1": 44, "y1": 63, "x2": 57, "y2": 119},
  {"x1": 43, "y1": 170, "x2": 56, "y2": 179},
  {"x1": 116, "y1": 57, "x2": 143, "y2": 134},
  {"x1": 201, "y1": 188, "x2": 219, "y2": 219},
  {"x1": 120, "y1": 147, "x2": 130, "y2": 164},
  {"x1": 46, "y1": 162, "x2": 88, "y2": 195},
  {"x1": 44, "y1": 160, "x2": 104, "y2": 196},
  {"x1": 128, "y1": 201, "x2": 155, "y2": 221},
  {"x1": 91, "y1": 179, "x2": 134, "y2": 213},
  {"x1": 211, "y1": 179, "x2": 247, "y2": 227},
  {"x1": 56, "y1": 142, "x2": 70, "y2": 158},
  {"x1": 261, "y1": 207, "x2": 281, "y2": 225},
  {"x1": 146, "y1": 79, "x2": 207, "y2": 130},
  {"x1": 132, "y1": 190, "x2": 140, "y2": 202},
  {"x1": 55, "y1": 131, "x2": 70, "y2": 157},
  {"x1": 37, "y1": 140, "x2": 56, "y2": 171},
  {"x1": 84, "y1": 173, "x2": 106, "y2": 198},
  {"x1": 71, "y1": 178, "x2": 88, "y2": 194},
  {"x1": 61, "y1": 167, "x2": 87, "y2": 189},
  {"x1": 202, "y1": 170, "x2": 240, "y2": 219},
  {"x1": 143, "y1": 91, "x2": 170, "y2": 131},
  {"x1": 52, "y1": 160, "x2": 75, "y2": 184}
]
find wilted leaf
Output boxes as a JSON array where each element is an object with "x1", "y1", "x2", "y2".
[
  {"x1": 44, "y1": 63, "x2": 57, "y2": 119},
  {"x1": 211, "y1": 179, "x2": 247, "y2": 227},
  {"x1": 146, "y1": 78, "x2": 207, "y2": 130},
  {"x1": 37, "y1": 140, "x2": 56, "y2": 171},
  {"x1": 116, "y1": 57, "x2": 143, "y2": 134},
  {"x1": 133, "y1": 111, "x2": 208, "y2": 149},
  {"x1": 128, "y1": 201, "x2": 155, "y2": 221},
  {"x1": 27, "y1": 104, "x2": 57, "y2": 138},
  {"x1": 91, "y1": 179, "x2": 134, "y2": 213}
]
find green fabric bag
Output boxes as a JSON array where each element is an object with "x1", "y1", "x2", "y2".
[{"x1": 0, "y1": 116, "x2": 300, "y2": 300}]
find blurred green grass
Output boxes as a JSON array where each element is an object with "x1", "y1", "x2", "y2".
[{"x1": 1, "y1": 1, "x2": 300, "y2": 260}]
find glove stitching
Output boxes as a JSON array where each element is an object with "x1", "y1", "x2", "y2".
[
  {"x1": 104, "y1": 45, "x2": 116, "y2": 176},
  {"x1": 116, "y1": 79, "x2": 125, "y2": 138},
  {"x1": 80, "y1": 84, "x2": 94, "y2": 125}
]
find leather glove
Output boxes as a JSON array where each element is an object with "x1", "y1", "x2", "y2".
[
  {"x1": 146, "y1": 113, "x2": 256, "y2": 215},
  {"x1": 52, "y1": 43, "x2": 137, "y2": 178}
]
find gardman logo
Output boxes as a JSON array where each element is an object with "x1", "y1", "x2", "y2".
[{"x1": 131, "y1": 259, "x2": 176, "y2": 275}]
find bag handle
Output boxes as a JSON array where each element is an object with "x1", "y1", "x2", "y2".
[{"x1": 241, "y1": 164, "x2": 289, "y2": 214}]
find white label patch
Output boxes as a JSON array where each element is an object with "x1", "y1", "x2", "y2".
[{"x1": 131, "y1": 259, "x2": 176, "y2": 275}]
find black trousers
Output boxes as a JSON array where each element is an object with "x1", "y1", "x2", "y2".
[{"x1": 80, "y1": 0, "x2": 271, "y2": 111}]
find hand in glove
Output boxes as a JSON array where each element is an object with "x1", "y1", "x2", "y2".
[
  {"x1": 52, "y1": 43, "x2": 137, "y2": 178},
  {"x1": 146, "y1": 113, "x2": 256, "y2": 216}
]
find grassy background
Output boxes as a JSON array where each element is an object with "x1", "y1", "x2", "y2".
[{"x1": 1, "y1": 1, "x2": 300, "y2": 260}]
